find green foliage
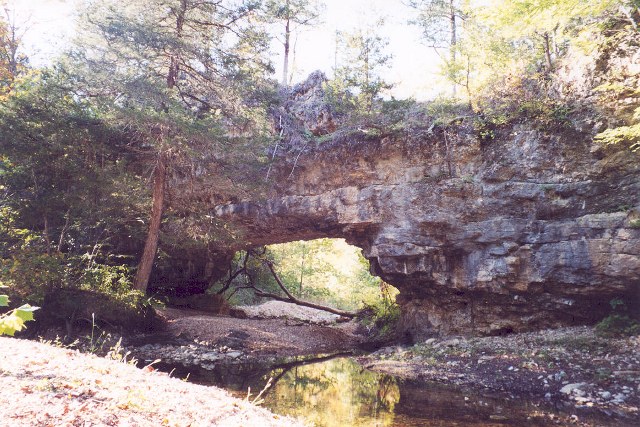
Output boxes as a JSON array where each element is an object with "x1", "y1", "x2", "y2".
[
  {"x1": 408, "y1": 1, "x2": 469, "y2": 96},
  {"x1": 261, "y1": 239, "x2": 392, "y2": 311},
  {"x1": 262, "y1": 0, "x2": 324, "y2": 84},
  {"x1": 596, "y1": 314, "x2": 640, "y2": 337},
  {"x1": 595, "y1": 298, "x2": 640, "y2": 337},
  {"x1": 609, "y1": 298, "x2": 625, "y2": 311},
  {"x1": 359, "y1": 282, "x2": 400, "y2": 338},
  {"x1": 424, "y1": 96, "x2": 469, "y2": 125},
  {"x1": 408, "y1": 0, "x2": 467, "y2": 50},
  {"x1": 595, "y1": 121, "x2": 640, "y2": 153},
  {"x1": 0, "y1": 70, "x2": 145, "y2": 304},
  {"x1": 219, "y1": 238, "x2": 396, "y2": 314},
  {"x1": 0, "y1": 289, "x2": 38, "y2": 336},
  {"x1": 408, "y1": 0, "x2": 627, "y2": 106},
  {"x1": 78, "y1": 264, "x2": 143, "y2": 310},
  {"x1": 474, "y1": 72, "x2": 573, "y2": 132},
  {"x1": 263, "y1": 0, "x2": 324, "y2": 24},
  {"x1": 328, "y1": 21, "x2": 393, "y2": 116},
  {"x1": 482, "y1": 0, "x2": 618, "y2": 71},
  {"x1": 0, "y1": 4, "x2": 29, "y2": 91},
  {"x1": 379, "y1": 98, "x2": 419, "y2": 124},
  {"x1": 0, "y1": 206, "x2": 64, "y2": 302}
]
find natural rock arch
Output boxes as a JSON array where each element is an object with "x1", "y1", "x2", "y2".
[{"x1": 209, "y1": 124, "x2": 639, "y2": 339}]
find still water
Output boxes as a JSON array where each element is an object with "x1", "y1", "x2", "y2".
[{"x1": 168, "y1": 355, "x2": 623, "y2": 426}]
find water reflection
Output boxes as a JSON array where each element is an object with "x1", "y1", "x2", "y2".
[
  {"x1": 262, "y1": 358, "x2": 400, "y2": 427},
  {"x1": 166, "y1": 356, "x2": 629, "y2": 426}
]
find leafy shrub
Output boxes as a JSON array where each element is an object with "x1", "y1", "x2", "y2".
[
  {"x1": 359, "y1": 282, "x2": 400, "y2": 338},
  {"x1": 596, "y1": 314, "x2": 640, "y2": 337},
  {"x1": 595, "y1": 120, "x2": 640, "y2": 153},
  {"x1": 0, "y1": 207, "x2": 64, "y2": 302},
  {"x1": 79, "y1": 264, "x2": 141, "y2": 309},
  {"x1": 1, "y1": 204, "x2": 150, "y2": 333},
  {"x1": 596, "y1": 298, "x2": 640, "y2": 337},
  {"x1": 475, "y1": 73, "x2": 573, "y2": 132}
]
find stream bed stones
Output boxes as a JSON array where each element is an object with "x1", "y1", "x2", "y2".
[{"x1": 359, "y1": 326, "x2": 640, "y2": 422}]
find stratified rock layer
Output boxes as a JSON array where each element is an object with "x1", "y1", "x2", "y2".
[{"x1": 214, "y1": 122, "x2": 639, "y2": 339}]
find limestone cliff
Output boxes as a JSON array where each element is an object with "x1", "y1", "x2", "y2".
[
  {"x1": 214, "y1": 117, "x2": 639, "y2": 338},
  {"x1": 176, "y1": 30, "x2": 640, "y2": 339},
  {"x1": 166, "y1": 28, "x2": 640, "y2": 339}
]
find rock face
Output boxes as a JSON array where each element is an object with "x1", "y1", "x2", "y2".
[
  {"x1": 214, "y1": 120, "x2": 639, "y2": 339},
  {"x1": 199, "y1": 38, "x2": 640, "y2": 339}
]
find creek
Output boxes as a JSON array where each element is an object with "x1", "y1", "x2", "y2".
[{"x1": 153, "y1": 354, "x2": 612, "y2": 426}]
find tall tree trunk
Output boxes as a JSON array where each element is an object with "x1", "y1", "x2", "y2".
[
  {"x1": 282, "y1": 16, "x2": 291, "y2": 85},
  {"x1": 450, "y1": 0, "x2": 457, "y2": 97},
  {"x1": 167, "y1": 0, "x2": 187, "y2": 89},
  {"x1": 543, "y1": 32, "x2": 553, "y2": 71},
  {"x1": 298, "y1": 244, "x2": 306, "y2": 297},
  {"x1": 134, "y1": 153, "x2": 167, "y2": 292},
  {"x1": 364, "y1": 36, "x2": 372, "y2": 112},
  {"x1": 134, "y1": 0, "x2": 187, "y2": 293}
]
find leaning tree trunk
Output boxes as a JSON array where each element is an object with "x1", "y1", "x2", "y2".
[
  {"x1": 133, "y1": 153, "x2": 167, "y2": 293},
  {"x1": 133, "y1": 0, "x2": 186, "y2": 293}
]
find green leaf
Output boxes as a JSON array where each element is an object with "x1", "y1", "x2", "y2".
[
  {"x1": 15, "y1": 304, "x2": 39, "y2": 312},
  {"x1": 0, "y1": 295, "x2": 8, "y2": 307},
  {"x1": 0, "y1": 323, "x2": 15, "y2": 336},
  {"x1": 0, "y1": 313, "x2": 25, "y2": 336},
  {"x1": 14, "y1": 305, "x2": 38, "y2": 322}
]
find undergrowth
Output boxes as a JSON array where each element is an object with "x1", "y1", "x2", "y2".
[{"x1": 595, "y1": 298, "x2": 640, "y2": 337}]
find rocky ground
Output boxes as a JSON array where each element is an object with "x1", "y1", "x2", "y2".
[
  {"x1": 0, "y1": 337, "x2": 304, "y2": 427},
  {"x1": 129, "y1": 307, "x2": 640, "y2": 423},
  {"x1": 236, "y1": 301, "x2": 342, "y2": 324},
  {"x1": 358, "y1": 327, "x2": 640, "y2": 424},
  {"x1": 127, "y1": 306, "x2": 362, "y2": 369},
  {"x1": 22, "y1": 303, "x2": 640, "y2": 426}
]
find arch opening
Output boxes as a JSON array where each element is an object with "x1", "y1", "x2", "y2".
[{"x1": 210, "y1": 238, "x2": 399, "y2": 321}]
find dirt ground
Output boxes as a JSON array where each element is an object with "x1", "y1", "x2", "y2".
[
  {"x1": 155, "y1": 307, "x2": 363, "y2": 357},
  {"x1": 0, "y1": 337, "x2": 304, "y2": 427}
]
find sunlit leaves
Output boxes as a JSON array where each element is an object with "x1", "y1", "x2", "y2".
[
  {"x1": 408, "y1": 0, "x2": 468, "y2": 50},
  {"x1": 595, "y1": 122, "x2": 640, "y2": 152},
  {"x1": 0, "y1": 4, "x2": 29, "y2": 92},
  {"x1": 0, "y1": 293, "x2": 39, "y2": 336},
  {"x1": 245, "y1": 239, "x2": 390, "y2": 311}
]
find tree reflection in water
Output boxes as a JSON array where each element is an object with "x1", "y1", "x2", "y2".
[
  {"x1": 261, "y1": 357, "x2": 400, "y2": 427},
  {"x1": 170, "y1": 355, "x2": 622, "y2": 426}
]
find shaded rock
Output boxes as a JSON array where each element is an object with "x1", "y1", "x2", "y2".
[{"x1": 167, "y1": 293, "x2": 230, "y2": 314}]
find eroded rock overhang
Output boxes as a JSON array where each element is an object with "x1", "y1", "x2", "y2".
[{"x1": 212, "y1": 123, "x2": 640, "y2": 338}]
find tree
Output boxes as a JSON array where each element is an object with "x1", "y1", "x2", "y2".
[
  {"x1": 408, "y1": 0, "x2": 468, "y2": 96},
  {"x1": 484, "y1": 0, "x2": 619, "y2": 72},
  {"x1": 0, "y1": 70, "x2": 145, "y2": 305},
  {"x1": 263, "y1": 0, "x2": 324, "y2": 85},
  {"x1": 332, "y1": 21, "x2": 393, "y2": 114},
  {"x1": 69, "y1": 0, "x2": 271, "y2": 293},
  {"x1": 0, "y1": 1, "x2": 29, "y2": 90}
]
